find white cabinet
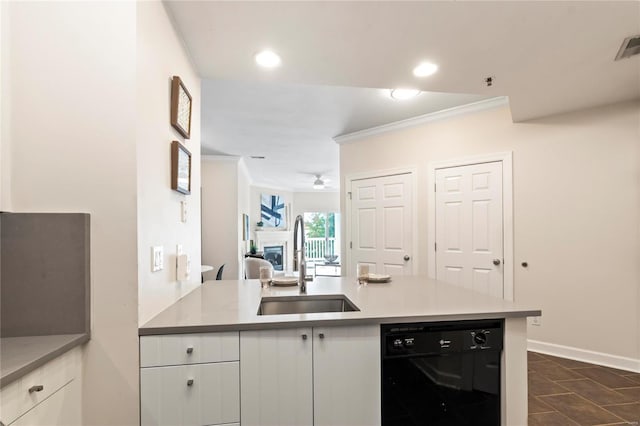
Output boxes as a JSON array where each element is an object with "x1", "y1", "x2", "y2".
[
  {"x1": 240, "y1": 324, "x2": 380, "y2": 426},
  {"x1": 313, "y1": 325, "x2": 381, "y2": 426},
  {"x1": 0, "y1": 347, "x2": 81, "y2": 426},
  {"x1": 139, "y1": 332, "x2": 240, "y2": 426},
  {"x1": 240, "y1": 327, "x2": 313, "y2": 426},
  {"x1": 10, "y1": 379, "x2": 81, "y2": 426},
  {"x1": 140, "y1": 331, "x2": 239, "y2": 367},
  {"x1": 140, "y1": 362, "x2": 239, "y2": 426}
]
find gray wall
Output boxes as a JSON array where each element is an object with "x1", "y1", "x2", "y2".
[{"x1": 1, "y1": 212, "x2": 90, "y2": 337}]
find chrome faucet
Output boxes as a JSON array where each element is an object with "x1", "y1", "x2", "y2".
[{"x1": 293, "y1": 214, "x2": 307, "y2": 293}]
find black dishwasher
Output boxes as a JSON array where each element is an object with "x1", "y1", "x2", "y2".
[{"x1": 381, "y1": 320, "x2": 503, "y2": 426}]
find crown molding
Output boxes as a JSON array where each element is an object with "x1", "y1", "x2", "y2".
[
  {"x1": 201, "y1": 154, "x2": 241, "y2": 163},
  {"x1": 333, "y1": 96, "x2": 509, "y2": 145}
]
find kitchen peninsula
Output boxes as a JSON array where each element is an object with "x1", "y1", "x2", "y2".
[{"x1": 139, "y1": 276, "x2": 540, "y2": 426}]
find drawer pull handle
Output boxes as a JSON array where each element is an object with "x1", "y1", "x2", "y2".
[
  {"x1": 187, "y1": 379, "x2": 194, "y2": 387},
  {"x1": 28, "y1": 385, "x2": 44, "y2": 393},
  {"x1": 319, "y1": 333, "x2": 325, "y2": 339},
  {"x1": 186, "y1": 346, "x2": 194, "y2": 354},
  {"x1": 301, "y1": 334, "x2": 307, "y2": 340}
]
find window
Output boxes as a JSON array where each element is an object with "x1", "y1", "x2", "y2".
[{"x1": 303, "y1": 212, "x2": 341, "y2": 264}]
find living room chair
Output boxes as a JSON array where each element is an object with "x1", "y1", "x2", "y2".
[{"x1": 244, "y1": 257, "x2": 273, "y2": 279}]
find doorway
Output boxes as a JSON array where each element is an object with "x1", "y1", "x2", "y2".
[{"x1": 427, "y1": 153, "x2": 514, "y2": 300}]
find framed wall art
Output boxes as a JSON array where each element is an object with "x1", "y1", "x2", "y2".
[
  {"x1": 242, "y1": 214, "x2": 250, "y2": 241},
  {"x1": 260, "y1": 193, "x2": 286, "y2": 228},
  {"x1": 170, "y1": 76, "x2": 192, "y2": 139},
  {"x1": 171, "y1": 141, "x2": 191, "y2": 195}
]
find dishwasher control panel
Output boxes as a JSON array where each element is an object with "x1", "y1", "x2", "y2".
[{"x1": 382, "y1": 319, "x2": 503, "y2": 357}]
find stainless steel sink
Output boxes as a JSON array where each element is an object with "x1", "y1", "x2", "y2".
[{"x1": 257, "y1": 295, "x2": 360, "y2": 315}]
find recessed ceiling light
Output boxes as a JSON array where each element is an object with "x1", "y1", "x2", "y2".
[
  {"x1": 390, "y1": 88, "x2": 421, "y2": 100},
  {"x1": 255, "y1": 50, "x2": 281, "y2": 68},
  {"x1": 413, "y1": 62, "x2": 438, "y2": 77}
]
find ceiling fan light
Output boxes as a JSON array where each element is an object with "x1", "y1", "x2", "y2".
[{"x1": 313, "y1": 177, "x2": 325, "y2": 190}]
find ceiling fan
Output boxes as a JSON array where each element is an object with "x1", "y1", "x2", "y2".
[{"x1": 310, "y1": 174, "x2": 332, "y2": 190}]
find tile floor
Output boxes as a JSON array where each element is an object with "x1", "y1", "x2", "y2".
[{"x1": 528, "y1": 351, "x2": 640, "y2": 425}]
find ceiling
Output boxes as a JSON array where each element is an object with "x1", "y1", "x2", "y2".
[
  {"x1": 165, "y1": 0, "x2": 640, "y2": 190},
  {"x1": 201, "y1": 79, "x2": 490, "y2": 191}
]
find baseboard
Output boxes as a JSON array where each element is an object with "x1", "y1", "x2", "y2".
[{"x1": 528, "y1": 339, "x2": 640, "y2": 373}]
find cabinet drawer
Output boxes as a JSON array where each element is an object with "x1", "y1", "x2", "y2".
[
  {"x1": 140, "y1": 361, "x2": 239, "y2": 426},
  {"x1": 10, "y1": 379, "x2": 80, "y2": 426},
  {"x1": 1, "y1": 348, "x2": 80, "y2": 425},
  {"x1": 140, "y1": 332, "x2": 239, "y2": 367}
]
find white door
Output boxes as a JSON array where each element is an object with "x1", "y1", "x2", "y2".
[
  {"x1": 313, "y1": 325, "x2": 380, "y2": 426},
  {"x1": 350, "y1": 173, "x2": 413, "y2": 276},
  {"x1": 240, "y1": 328, "x2": 313, "y2": 426},
  {"x1": 435, "y1": 161, "x2": 504, "y2": 298}
]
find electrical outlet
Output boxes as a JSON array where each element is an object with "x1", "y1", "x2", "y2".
[
  {"x1": 531, "y1": 316, "x2": 542, "y2": 326},
  {"x1": 151, "y1": 246, "x2": 163, "y2": 272}
]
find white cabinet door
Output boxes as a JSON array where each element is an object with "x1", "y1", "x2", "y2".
[
  {"x1": 240, "y1": 327, "x2": 313, "y2": 426},
  {"x1": 313, "y1": 325, "x2": 381, "y2": 426},
  {"x1": 140, "y1": 362, "x2": 239, "y2": 426},
  {"x1": 10, "y1": 379, "x2": 80, "y2": 426}
]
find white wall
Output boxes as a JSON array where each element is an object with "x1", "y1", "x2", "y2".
[
  {"x1": 340, "y1": 101, "x2": 640, "y2": 362},
  {"x1": 237, "y1": 159, "x2": 251, "y2": 278},
  {"x1": 201, "y1": 156, "x2": 241, "y2": 279},
  {"x1": 136, "y1": 1, "x2": 202, "y2": 326},
  {"x1": 292, "y1": 191, "x2": 340, "y2": 219},
  {"x1": 2, "y1": 2, "x2": 139, "y2": 424},
  {"x1": 0, "y1": 1, "x2": 9, "y2": 211}
]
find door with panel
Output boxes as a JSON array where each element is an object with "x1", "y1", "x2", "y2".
[
  {"x1": 240, "y1": 327, "x2": 313, "y2": 426},
  {"x1": 435, "y1": 161, "x2": 504, "y2": 298},
  {"x1": 313, "y1": 325, "x2": 381, "y2": 426},
  {"x1": 350, "y1": 173, "x2": 413, "y2": 276}
]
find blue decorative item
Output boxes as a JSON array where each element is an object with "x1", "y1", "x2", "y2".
[{"x1": 261, "y1": 194, "x2": 286, "y2": 228}]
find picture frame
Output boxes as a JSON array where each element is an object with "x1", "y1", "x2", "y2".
[
  {"x1": 171, "y1": 141, "x2": 191, "y2": 195},
  {"x1": 260, "y1": 193, "x2": 287, "y2": 229},
  {"x1": 170, "y1": 76, "x2": 192, "y2": 139},
  {"x1": 242, "y1": 214, "x2": 250, "y2": 241}
]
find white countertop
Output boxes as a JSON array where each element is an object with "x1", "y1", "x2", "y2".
[
  {"x1": 139, "y1": 276, "x2": 540, "y2": 335},
  {"x1": 0, "y1": 333, "x2": 89, "y2": 387}
]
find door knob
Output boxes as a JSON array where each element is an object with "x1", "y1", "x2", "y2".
[
  {"x1": 493, "y1": 259, "x2": 501, "y2": 266},
  {"x1": 404, "y1": 255, "x2": 411, "y2": 261}
]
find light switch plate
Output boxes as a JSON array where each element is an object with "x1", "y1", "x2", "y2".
[
  {"x1": 151, "y1": 246, "x2": 163, "y2": 272},
  {"x1": 531, "y1": 316, "x2": 542, "y2": 326},
  {"x1": 180, "y1": 201, "x2": 187, "y2": 223},
  {"x1": 176, "y1": 244, "x2": 183, "y2": 256}
]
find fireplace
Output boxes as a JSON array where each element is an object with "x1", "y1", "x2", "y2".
[
  {"x1": 255, "y1": 230, "x2": 291, "y2": 272},
  {"x1": 263, "y1": 245, "x2": 284, "y2": 271}
]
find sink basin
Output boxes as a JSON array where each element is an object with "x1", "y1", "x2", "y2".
[{"x1": 257, "y1": 295, "x2": 360, "y2": 316}]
